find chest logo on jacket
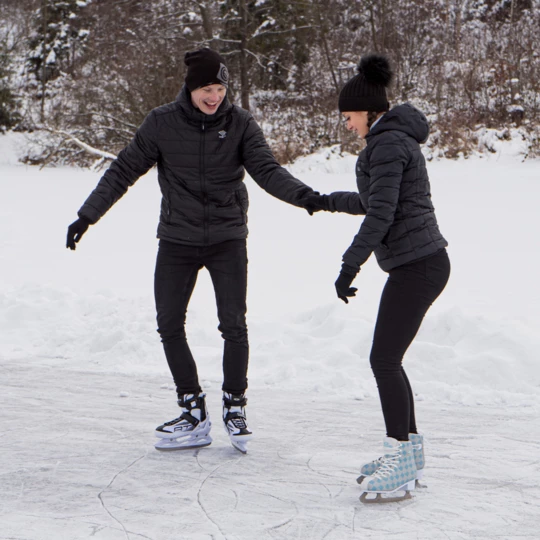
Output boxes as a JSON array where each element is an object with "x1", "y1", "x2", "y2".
[{"x1": 218, "y1": 130, "x2": 227, "y2": 139}]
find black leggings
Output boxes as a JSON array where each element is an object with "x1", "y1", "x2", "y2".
[{"x1": 370, "y1": 249, "x2": 450, "y2": 441}]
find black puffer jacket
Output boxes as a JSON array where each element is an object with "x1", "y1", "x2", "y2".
[
  {"x1": 327, "y1": 103, "x2": 447, "y2": 272},
  {"x1": 78, "y1": 87, "x2": 313, "y2": 246}
]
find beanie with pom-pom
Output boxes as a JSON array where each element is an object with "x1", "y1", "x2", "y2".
[{"x1": 338, "y1": 54, "x2": 393, "y2": 112}]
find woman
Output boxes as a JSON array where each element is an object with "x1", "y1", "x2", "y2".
[{"x1": 305, "y1": 54, "x2": 450, "y2": 502}]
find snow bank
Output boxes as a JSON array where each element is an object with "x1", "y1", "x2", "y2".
[
  {"x1": 1, "y1": 140, "x2": 539, "y2": 409},
  {"x1": 0, "y1": 131, "x2": 29, "y2": 166},
  {"x1": 2, "y1": 281, "x2": 539, "y2": 407}
]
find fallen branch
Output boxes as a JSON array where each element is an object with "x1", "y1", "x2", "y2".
[{"x1": 40, "y1": 126, "x2": 117, "y2": 161}]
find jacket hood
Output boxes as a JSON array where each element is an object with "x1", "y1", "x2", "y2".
[
  {"x1": 175, "y1": 85, "x2": 232, "y2": 125},
  {"x1": 368, "y1": 103, "x2": 429, "y2": 144}
]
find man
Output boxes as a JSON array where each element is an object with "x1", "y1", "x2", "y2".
[{"x1": 66, "y1": 48, "x2": 315, "y2": 453}]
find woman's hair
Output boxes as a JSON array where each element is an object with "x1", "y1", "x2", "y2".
[{"x1": 367, "y1": 110, "x2": 387, "y2": 129}]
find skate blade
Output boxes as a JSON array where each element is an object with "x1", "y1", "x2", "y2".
[
  {"x1": 230, "y1": 438, "x2": 250, "y2": 454},
  {"x1": 358, "y1": 474, "x2": 424, "y2": 487},
  {"x1": 359, "y1": 480, "x2": 415, "y2": 504},
  {"x1": 154, "y1": 435, "x2": 213, "y2": 451},
  {"x1": 360, "y1": 491, "x2": 413, "y2": 504}
]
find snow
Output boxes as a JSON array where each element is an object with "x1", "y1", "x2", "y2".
[
  {"x1": 1, "y1": 132, "x2": 539, "y2": 539},
  {"x1": 474, "y1": 127, "x2": 530, "y2": 159}
]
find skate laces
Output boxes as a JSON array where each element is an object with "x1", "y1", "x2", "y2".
[{"x1": 371, "y1": 447, "x2": 401, "y2": 479}]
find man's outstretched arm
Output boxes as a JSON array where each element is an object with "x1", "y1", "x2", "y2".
[
  {"x1": 66, "y1": 111, "x2": 160, "y2": 250},
  {"x1": 77, "y1": 111, "x2": 160, "y2": 224},
  {"x1": 241, "y1": 114, "x2": 315, "y2": 207}
]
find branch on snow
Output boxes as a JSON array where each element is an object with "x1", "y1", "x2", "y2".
[{"x1": 40, "y1": 127, "x2": 117, "y2": 161}]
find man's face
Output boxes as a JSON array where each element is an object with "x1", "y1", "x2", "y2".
[{"x1": 191, "y1": 84, "x2": 227, "y2": 115}]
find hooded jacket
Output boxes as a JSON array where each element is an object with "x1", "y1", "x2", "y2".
[
  {"x1": 78, "y1": 87, "x2": 313, "y2": 246},
  {"x1": 327, "y1": 103, "x2": 448, "y2": 272}
]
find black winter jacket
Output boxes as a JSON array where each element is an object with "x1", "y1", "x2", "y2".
[
  {"x1": 326, "y1": 103, "x2": 448, "y2": 272},
  {"x1": 78, "y1": 87, "x2": 313, "y2": 246}
]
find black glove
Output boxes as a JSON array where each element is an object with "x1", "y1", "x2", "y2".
[
  {"x1": 302, "y1": 192, "x2": 329, "y2": 216},
  {"x1": 335, "y1": 266, "x2": 358, "y2": 304},
  {"x1": 66, "y1": 216, "x2": 91, "y2": 250}
]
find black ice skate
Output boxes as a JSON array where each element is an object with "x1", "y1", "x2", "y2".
[
  {"x1": 154, "y1": 392, "x2": 212, "y2": 451},
  {"x1": 222, "y1": 392, "x2": 252, "y2": 454}
]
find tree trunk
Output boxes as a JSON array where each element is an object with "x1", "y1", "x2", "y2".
[
  {"x1": 198, "y1": 2, "x2": 214, "y2": 42},
  {"x1": 239, "y1": 0, "x2": 250, "y2": 110},
  {"x1": 315, "y1": 0, "x2": 339, "y2": 93},
  {"x1": 40, "y1": 0, "x2": 47, "y2": 123},
  {"x1": 454, "y1": 0, "x2": 462, "y2": 59}
]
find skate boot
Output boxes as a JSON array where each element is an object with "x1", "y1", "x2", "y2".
[
  {"x1": 358, "y1": 437, "x2": 417, "y2": 503},
  {"x1": 223, "y1": 392, "x2": 252, "y2": 454},
  {"x1": 154, "y1": 392, "x2": 212, "y2": 451},
  {"x1": 357, "y1": 432, "x2": 425, "y2": 484}
]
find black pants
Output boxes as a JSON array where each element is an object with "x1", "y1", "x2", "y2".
[
  {"x1": 154, "y1": 239, "x2": 249, "y2": 396},
  {"x1": 370, "y1": 249, "x2": 450, "y2": 441}
]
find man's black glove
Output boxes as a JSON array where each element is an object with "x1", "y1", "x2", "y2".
[
  {"x1": 335, "y1": 265, "x2": 358, "y2": 304},
  {"x1": 66, "y1": 216, "x2": 91, "y2": 250},
  {"x1": 302, "y1": 192, "x2": 329, "y2": 216}
]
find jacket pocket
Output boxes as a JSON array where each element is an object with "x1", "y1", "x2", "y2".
[
  {"x1": 165, "y1": 189, "x2": 172, "y2": 224},
  {"x1": 235, "y1": 189, "x2": 248, "y2": 225}
]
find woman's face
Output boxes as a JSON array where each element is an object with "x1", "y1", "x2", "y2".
[
  {"x1": 191, "y1": 84, "x2": 227, "y2": 115},
  {"x1": 342, "y1": 111, "x2": 370, "y2": 138}
]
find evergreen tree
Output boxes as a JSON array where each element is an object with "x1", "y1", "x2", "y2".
[
  {"x1": 27, "y1": 0, "x2": 90, "y2": 82},
  {"x1": 26, "y1": 0, "x2": 90, "y2": 120}
]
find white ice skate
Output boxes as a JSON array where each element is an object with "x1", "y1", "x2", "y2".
[
  {"x1": 154, "y1": 393, "x2": 212, "y2": 451},
  {"x1": 223, "y1": 392, "x2": 252, "y2": 454},
  {"x1": 358, "y1": 437, "x2": 417, "y2": 503},
  {"x1": 357, "y1": 432, "x2": 425, "y2": 485}
]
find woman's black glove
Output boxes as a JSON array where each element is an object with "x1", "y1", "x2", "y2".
[
  {"x1": 66, "y1": 216, "x2": 91, "y2": 250},
  {"x1": 302, "y1": 192, "x2": 329, "y2": 215},
  {"x1": 335, "y1": 265, "x2": 359, "y2": 304}
]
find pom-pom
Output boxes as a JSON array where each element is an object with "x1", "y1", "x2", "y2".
[{"x1": 357, "y1": 54, "x2": 393, "y2": 87}]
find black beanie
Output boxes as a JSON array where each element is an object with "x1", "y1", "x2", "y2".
[
  {"x1": 184, "y1": 48, "x2": 229, "y2": 91},
  {"x1": 338, "y1": 54, "x2": 393, "y2": 112}
]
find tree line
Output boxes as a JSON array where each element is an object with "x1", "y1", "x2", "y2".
[{"x1": 0, "y1": 0, "x2": 538, "y2": 165}]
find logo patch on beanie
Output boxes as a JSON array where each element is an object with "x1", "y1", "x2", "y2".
[{"x1": 217, "y1": 63, "x2": 229, "y2": 85}]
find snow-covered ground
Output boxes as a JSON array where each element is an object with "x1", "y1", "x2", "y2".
[{"x1": 1, "y1": 133, "x2": 539, "y2": 539}]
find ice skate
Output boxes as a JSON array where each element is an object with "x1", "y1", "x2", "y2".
[
  {"x1": 223, "y1": 392, "x2": 252, "y2": 454},
  {"x1": 357, "y1": 432, "x2": 425, "y2": 485},
  {"x1": 358, "y1": 437, "x2": 417, "y2": 503},
  {"x1": 154, "y1": 392, "x2": 212, "y2": 451}
]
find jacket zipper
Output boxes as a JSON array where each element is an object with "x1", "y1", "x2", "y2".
[{"x1": 200, "y1": 119, "x2": 209, "y2": 245}]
